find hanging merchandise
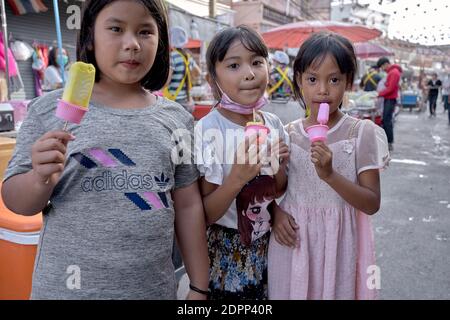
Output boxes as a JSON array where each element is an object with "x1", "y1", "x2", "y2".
[
  {"x1": 0, "y1": 32, "x2": 23, "y2": 98},
  {"x1": 10, "y1": 40, "x2": 33, "y2": 61},
  {"x1": 31, "y1": 48, "x2": 45, "y2": 72},
  {"x1": 0, "y1": 33, "x2": 18, "y2": 78},
  {"x1": 7, "y1": 0, "x2": 48, "y2": 15},
  {"x1": 8, "y1": 59, "x2": 24, "y2": 94},
  {"x1": 31, "y1": 44, "x2": 48, "y2": 96}
]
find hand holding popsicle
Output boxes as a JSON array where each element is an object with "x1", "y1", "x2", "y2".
[
  {"x1": 55, "y1": 62, "x2": 96, "y2": 127},
  {"x1": 31, "y1": 130, "x2": 75, "y2": 186},
  {"x1": 310, "y1": 141, "x2": 334, "y2": 181},
  {"x1": 46, "y1": 62, "x2": 94, "y2": 185},
  {"x1": 231, "y1": 133, "x2": 264, "y2": 187},
  {"x1": 305, "y1": 103, "x2": 330, "y2": 143}
]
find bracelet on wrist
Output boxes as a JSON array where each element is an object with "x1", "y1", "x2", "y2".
[{"x1": 189, "y1": 283, "x2": 209, "y2": 296}]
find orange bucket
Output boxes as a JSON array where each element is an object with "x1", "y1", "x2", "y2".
[{"x1": 0, "y1": 183, "x2": 42, "y2": 300}]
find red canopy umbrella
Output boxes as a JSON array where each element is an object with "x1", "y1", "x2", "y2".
[
  {"x1": 354, "y1": 42, "x2": 393, "y2": 59},
  {"x1": 262, "y1": 20, "x2": 382, "y2": 49}
]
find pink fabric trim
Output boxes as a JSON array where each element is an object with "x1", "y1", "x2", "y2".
[{"x1": 355, "y1": 211, "x2": 378, "y2": 300}]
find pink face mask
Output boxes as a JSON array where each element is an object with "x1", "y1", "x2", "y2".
[{"x1": 217, "y1": 84, "x2": 268, "y2": 115}]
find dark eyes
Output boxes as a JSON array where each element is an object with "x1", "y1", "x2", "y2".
[
  {"x1": 306, "y1": 77, "x2": 340, "y2": 84},
  {"x1": 330, "y1": 78, "x2": 340, "y2": 84},
  {"x1": 109, "y1": 27, "x2": 153, "y2": 36},
  {"x1": 140, "y1": 30, "x2": 151, "y2": 36},
  {"x1": 228, "y1": 60, "x2": 264, "y2": 69}
]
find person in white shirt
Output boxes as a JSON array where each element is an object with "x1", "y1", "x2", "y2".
[{"x1": 43, "y1": 47, "x2": 69, "y2": 91}]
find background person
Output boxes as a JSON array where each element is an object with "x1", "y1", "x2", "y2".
[
  {"x1": 43, "y1": 46, "x2": 70, "y2": 91},
  {"x1": 164, "y1": 26, "x2": 201, "y2": 113}
]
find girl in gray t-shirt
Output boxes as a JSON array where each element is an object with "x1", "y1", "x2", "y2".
[{"x1": 2, "y1": 0, "x2": 209, "y2": 300}]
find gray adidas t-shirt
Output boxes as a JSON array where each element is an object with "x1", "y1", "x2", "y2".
[{"x1": 4, "y1": 89, "x2": 199, "y2": 299}]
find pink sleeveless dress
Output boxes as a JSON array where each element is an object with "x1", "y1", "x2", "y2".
[{"x1": 268, "y1": 115, "x2": 389, "y2": 300}]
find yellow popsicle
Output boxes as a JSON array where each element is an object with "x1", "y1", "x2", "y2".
[{"x1": 62, "y1": 62, "x2": 96, "y2": 109}]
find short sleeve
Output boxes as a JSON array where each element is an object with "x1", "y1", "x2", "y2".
[
  {"x1": 283, "y1": 121, "x2": 298, "y2": 174},
  {"x1": 356, "y1": 120, "x2": 390, "y2": 175},
  {"x1": 264, "y1": 113, "x2": 290, "y2": 176},
  {"x1": 274, "y1": 119, "x2": 290, "y2": 175},
  {"x1": 275, "y1": 117, "x2": 289, "y2": 147},
  {"x1": 173, "y1": 114, "x2": 200, "y2": 189},
  {"x1": 194, "y1": 119, "x2": 224, "y2": 186},
  {"x1": 3, "y1": 98, "x2": 47, "y2": 182}
]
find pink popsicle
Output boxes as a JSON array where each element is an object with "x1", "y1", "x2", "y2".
[{"x1": 317, "y1": 103, "x2": 329, "y2": 125}]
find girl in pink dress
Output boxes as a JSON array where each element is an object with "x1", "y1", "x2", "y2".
[{"x1": 268, "y1": 32, "x2": 390, "y2": 300}]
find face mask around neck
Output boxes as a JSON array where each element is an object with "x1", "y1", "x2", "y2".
[{"x1": 216, "y1": 83, "x2": 268, "y2": 115}]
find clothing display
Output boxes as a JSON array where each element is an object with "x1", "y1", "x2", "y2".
[
  {"x1": 0, "y1": 32, "x2": 24, "y2": 100},
  {"x1": 31, "y1": 43, "x2": 49, "y2": 96}
]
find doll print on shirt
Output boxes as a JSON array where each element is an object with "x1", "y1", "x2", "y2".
[{"x1": 236, "y1": 175, "x2": 277, "y2": 246}]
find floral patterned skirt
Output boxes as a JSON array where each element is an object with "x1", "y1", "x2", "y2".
[{"x1": 207, "y1": 224, "x2": 270, "y2": 300}]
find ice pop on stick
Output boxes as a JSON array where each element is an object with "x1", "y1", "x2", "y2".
[
  {"x1": 317, "y1": 103, "x2": 329, "y2": 125},
  {"x1": 305, "y1": 103, "x2": 330, "y2": 143},
  {"x1": 55, "y1": 62, "x2": 96, "y2": 125},
  {"x1": 245, "y1": 121, "x2": 270, "y2": 144}
]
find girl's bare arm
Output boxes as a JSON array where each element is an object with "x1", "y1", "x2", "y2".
[{"x1": 173, "y1": 181, "x2": 209, "y2": 299}]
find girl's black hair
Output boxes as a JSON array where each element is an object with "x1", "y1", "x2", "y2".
[
  {"x1": 206, "y1": 25, "x2": 268, "y2": 85},
  {"x1": 76, "y1": 0, "x2": 170, "y2": 91},
  {"x1": 48, "y1": 47, "x2": 69, "y2": 69},
  {"x1": 292, "y1": 32, "x2": 357, "y2": 103}
]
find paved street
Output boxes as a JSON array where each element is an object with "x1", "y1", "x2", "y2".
[{"x1": 373, "y1": 109, "x2": 450, "y2": 299}]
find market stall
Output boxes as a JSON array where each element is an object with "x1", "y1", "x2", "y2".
[
  {"x1": 0, "y1": 0, "x2": 64, "y2": 133},
  {"x1": 191, "y1": 83, "x2": 214, "y2": 120},
  {"x1": 343, "y1": 91, "x2": 383, "y2": 126},
  {"x1": 262, "y1": 20, "x2": 382, "y2": 50}
]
